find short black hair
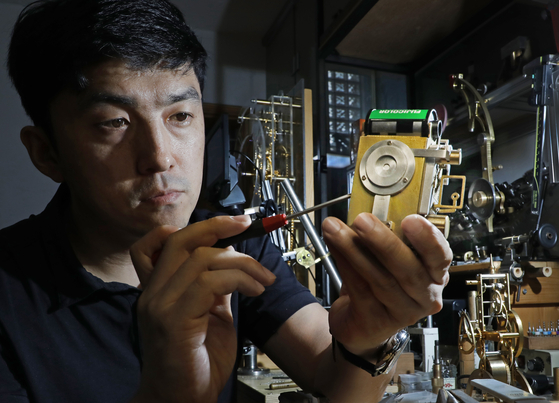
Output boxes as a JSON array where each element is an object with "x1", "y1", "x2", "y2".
[{"x1": 7, "y1": 0, "x2": 207, "y2": 137}]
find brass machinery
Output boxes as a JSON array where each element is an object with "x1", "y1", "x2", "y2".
[
  {"x1": 449, "y1": 62, "x2": 559, "y2": 398},
  {"x1": 236, "y1": 83, "x2": 342, "y2": 293},
  {"x1": 348, "y1": 109, "x2": 465, "y2": 240},
  {"x1": 458, "y1": 268, "x2": 531, "y2": 395},
  {"x1": 448, "y1": 64, "x2": 559, "y2": 279}
]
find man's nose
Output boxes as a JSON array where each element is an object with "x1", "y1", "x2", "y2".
[{"x1": 135, "y1": 120, "x2": 175, "y2": 175}]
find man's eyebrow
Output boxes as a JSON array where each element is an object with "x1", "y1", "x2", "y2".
[
  {"x1": 162, "y1": 87, "x2": 201, "y2": 106},
  {"x1": 79, "y1": 87, "x2": 200, "y2": 109},
  {"x1": 80, "y1": 93, "x2": 137, "y2": 109}
]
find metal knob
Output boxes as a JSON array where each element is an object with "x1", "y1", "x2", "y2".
[{"x1": 426, "y1": 215, "x2": 450, "y2": 238}]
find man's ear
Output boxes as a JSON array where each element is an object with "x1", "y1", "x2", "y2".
[{"x1": 20, "y1": 126, "x2": 64, "y2": 183}]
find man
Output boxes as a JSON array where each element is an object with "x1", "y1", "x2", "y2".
[{"x1": 0, "y1": 0, "x2": 452, "y2": 402}]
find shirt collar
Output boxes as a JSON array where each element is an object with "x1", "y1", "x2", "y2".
[{"x1": 38, "y1": 184, "x2": 137, "y2": 310}]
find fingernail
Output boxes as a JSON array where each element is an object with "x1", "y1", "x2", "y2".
[
  {"x1": 403, "y1": 215, "x2": 424, "y2": 236},
  {"x1": 230, "y1": 215, "x2": 250, "y2": 223},
  {"x1": 263, "y1": 267, "x2": 276, "y2": 282},
  {"x1": 352, "y1": 213, "x2": 376, "y2": 233},
  {"x1": 322, "y1": 217, "x2": 341, "y2": 235}
]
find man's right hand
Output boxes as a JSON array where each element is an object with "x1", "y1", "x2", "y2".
[{"x1": 129, "y1": 215, "x2": 276, "y2": 403}]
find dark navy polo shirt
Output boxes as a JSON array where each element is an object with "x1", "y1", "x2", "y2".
[{"x1": 0, "y1": 185, "x2": 316, "y2": 403}]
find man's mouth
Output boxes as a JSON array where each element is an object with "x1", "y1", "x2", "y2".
[{"x1": 142, "y1": 190, "x2": 184, "y2": 206}]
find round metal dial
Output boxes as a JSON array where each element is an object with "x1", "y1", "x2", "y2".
[{"x1": 359, "y1": 140, "x2": 415, "y2": 195}]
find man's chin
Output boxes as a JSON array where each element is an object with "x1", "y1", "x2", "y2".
[{"x1": 137, "y1": 214, "x2": 191, "y2": 234}]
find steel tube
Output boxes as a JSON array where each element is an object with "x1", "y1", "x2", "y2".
[{"x1": 281, "y1": 179, "x2": 342, "y2": 293}]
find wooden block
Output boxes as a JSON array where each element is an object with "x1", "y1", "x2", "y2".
[
  {"x1": 390, "y1": 352, "x2": 414, "y2": 383},
  {"x1": 523, "y1": 336, "x2": 559, "y2": 350},
  {"x1": 257, "y1": 352, "x2": 280, "y2": 370},
  {"x1": 514, "y1": 275, "x2": 559, "y2": 305}
]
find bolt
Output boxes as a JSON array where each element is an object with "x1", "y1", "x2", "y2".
[{"x1": 523, "y1": 289, "x2": 528, "y2": 295}]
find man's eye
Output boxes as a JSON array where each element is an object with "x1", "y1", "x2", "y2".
[
  {"x1": 109, "y1": 118, "x2": 128, "y2": 128},
  {"x1": 172, "y1": 112, "x2": 191, "y2": 123}
]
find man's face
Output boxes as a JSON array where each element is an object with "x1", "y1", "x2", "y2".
[{"x1": 49, "y1": 59, "x2": 205, "y2": 239}]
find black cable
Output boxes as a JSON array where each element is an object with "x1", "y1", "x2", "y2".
[
  {"x1": 230, "y1": 149, "x2": 256, "y2": 170},
  {"x1": 306, "y1": 266, "x2": 316, "y2": 283},
  {"x1": 230, "y1": 149, "x2": 265, "y2": 205},
  {"x1": 230, "y1": 149, "x2": 264, "y2": 183},
  {"x1": 283, "y1": 226, "x2": 302, "y2": 248}
]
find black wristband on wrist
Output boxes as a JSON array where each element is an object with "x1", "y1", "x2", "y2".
[
  {"x1": 331, "y1": 329, "x2": 410, "y2": 378},
  {"x1": 332, "y1": 336, "x2": 382, "y2": 377}
]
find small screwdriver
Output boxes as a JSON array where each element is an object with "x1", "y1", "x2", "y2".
[{"x1": 213, "y1": 193, "x2": 351, "y2": 248}]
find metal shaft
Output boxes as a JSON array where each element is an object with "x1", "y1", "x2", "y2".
[
  {"x1": 286, "y1": 193, "x2": 351, "y2": 220},
  {"x1": 281, "y1": 180, "x2": 343, "y2": 293}
]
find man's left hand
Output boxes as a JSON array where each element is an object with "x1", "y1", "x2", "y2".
[{"x1": 321, "y1": 213, "x2": 452, "y2": 358}]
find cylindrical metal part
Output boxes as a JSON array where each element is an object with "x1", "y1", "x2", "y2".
[
  {"x1": 269, "y1": 382, "x2": 297, "y2": 390},
  {"x1": 426, "y1": 215, "x2": 450, "y2": 238},
  {"x1": 243, "y1": 345, "x2": 258, "y2": 370},
  {"x1": 468, "y1": 291, "x2": 478, "y2": 322},
  {"x1": 432, "y1": 340, "x2": 443, "y2": 394},
  {"x1": 432, "y1": 364, "x2": 444, "y2": 395},
  {"x1": 486, "y1": 356, "x2": 511, "y2": 384},
  {"x1": 281, "y1": 180, "x2": 342, "y2": 292},
  {"x1": 426, "y1": 315, "x2": 433, "y2": 328},
  {"x1": 472, "y1": 191, "x2": 489, "y2": 208},
  {"x1": 484, "y1": 332, "x2": 519, "y2": 342},
  {"x1": 449, "y1": 149, "x2": 462, "y2": 165}
]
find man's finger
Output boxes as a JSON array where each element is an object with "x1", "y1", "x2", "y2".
[
  {"x1": 156, "y1": 247, "x2": 276, "y2": 303},
  {"x1": 322, "y1": 217, "x2": 421, "y2": 320},
  {"x1": 145, "y1": 215, "x2": 252, "y2": 295},
  {"x1": 130, "y1": 225, "x2": 180, "y2": 286},
  {"x1": 351, "y1": 213, "x2": 445, "y2": 293},
  {"x1": 175, "y1": 270, "x2": 269, "y2": 319},
  {"x1": 401, "y1": 214, "x2": 453, "y2": 285}
]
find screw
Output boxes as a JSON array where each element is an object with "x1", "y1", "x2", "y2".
[
  {"x1": 403, "y1": 177, "x2": 408, "y2": 183},
  {"x1": 523, "y1": 289, "x2": 528, "y2": 295},
  {"x1": 362, "y1": 175, "x2": 366, "y2": 181},
  {"x1": 387, "y1": 140, "x2": 392, "y2": 145}
]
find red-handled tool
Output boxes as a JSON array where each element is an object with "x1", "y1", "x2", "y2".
[
  {"x1": 151, "y1": 215, "x2": 288, "y2": 264},
  {"x1": 213, "y1": 214, "x2": 288, "y2": 248},
  {"x1": 213, "y1": 193, "x2": 351, "y2": 248}
]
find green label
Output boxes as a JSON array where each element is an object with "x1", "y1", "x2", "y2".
[{"x1": 368, "y1": 109, "x2": 429, "y2": 120}]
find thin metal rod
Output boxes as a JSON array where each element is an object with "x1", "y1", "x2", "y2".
[
  {"x1": 281, "y1": 180, "x2": 343, "y2": 293},
  {"x1": 286, "y1": 193, "x2": 351, "y2": 220},
  {"x1": 251, "y1": 98, "x2": 302, "y2": 108}
]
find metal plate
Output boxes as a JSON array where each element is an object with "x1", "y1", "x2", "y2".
[{"x1": 359, "y1": 139, "x2": 415, "y2": 195}]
